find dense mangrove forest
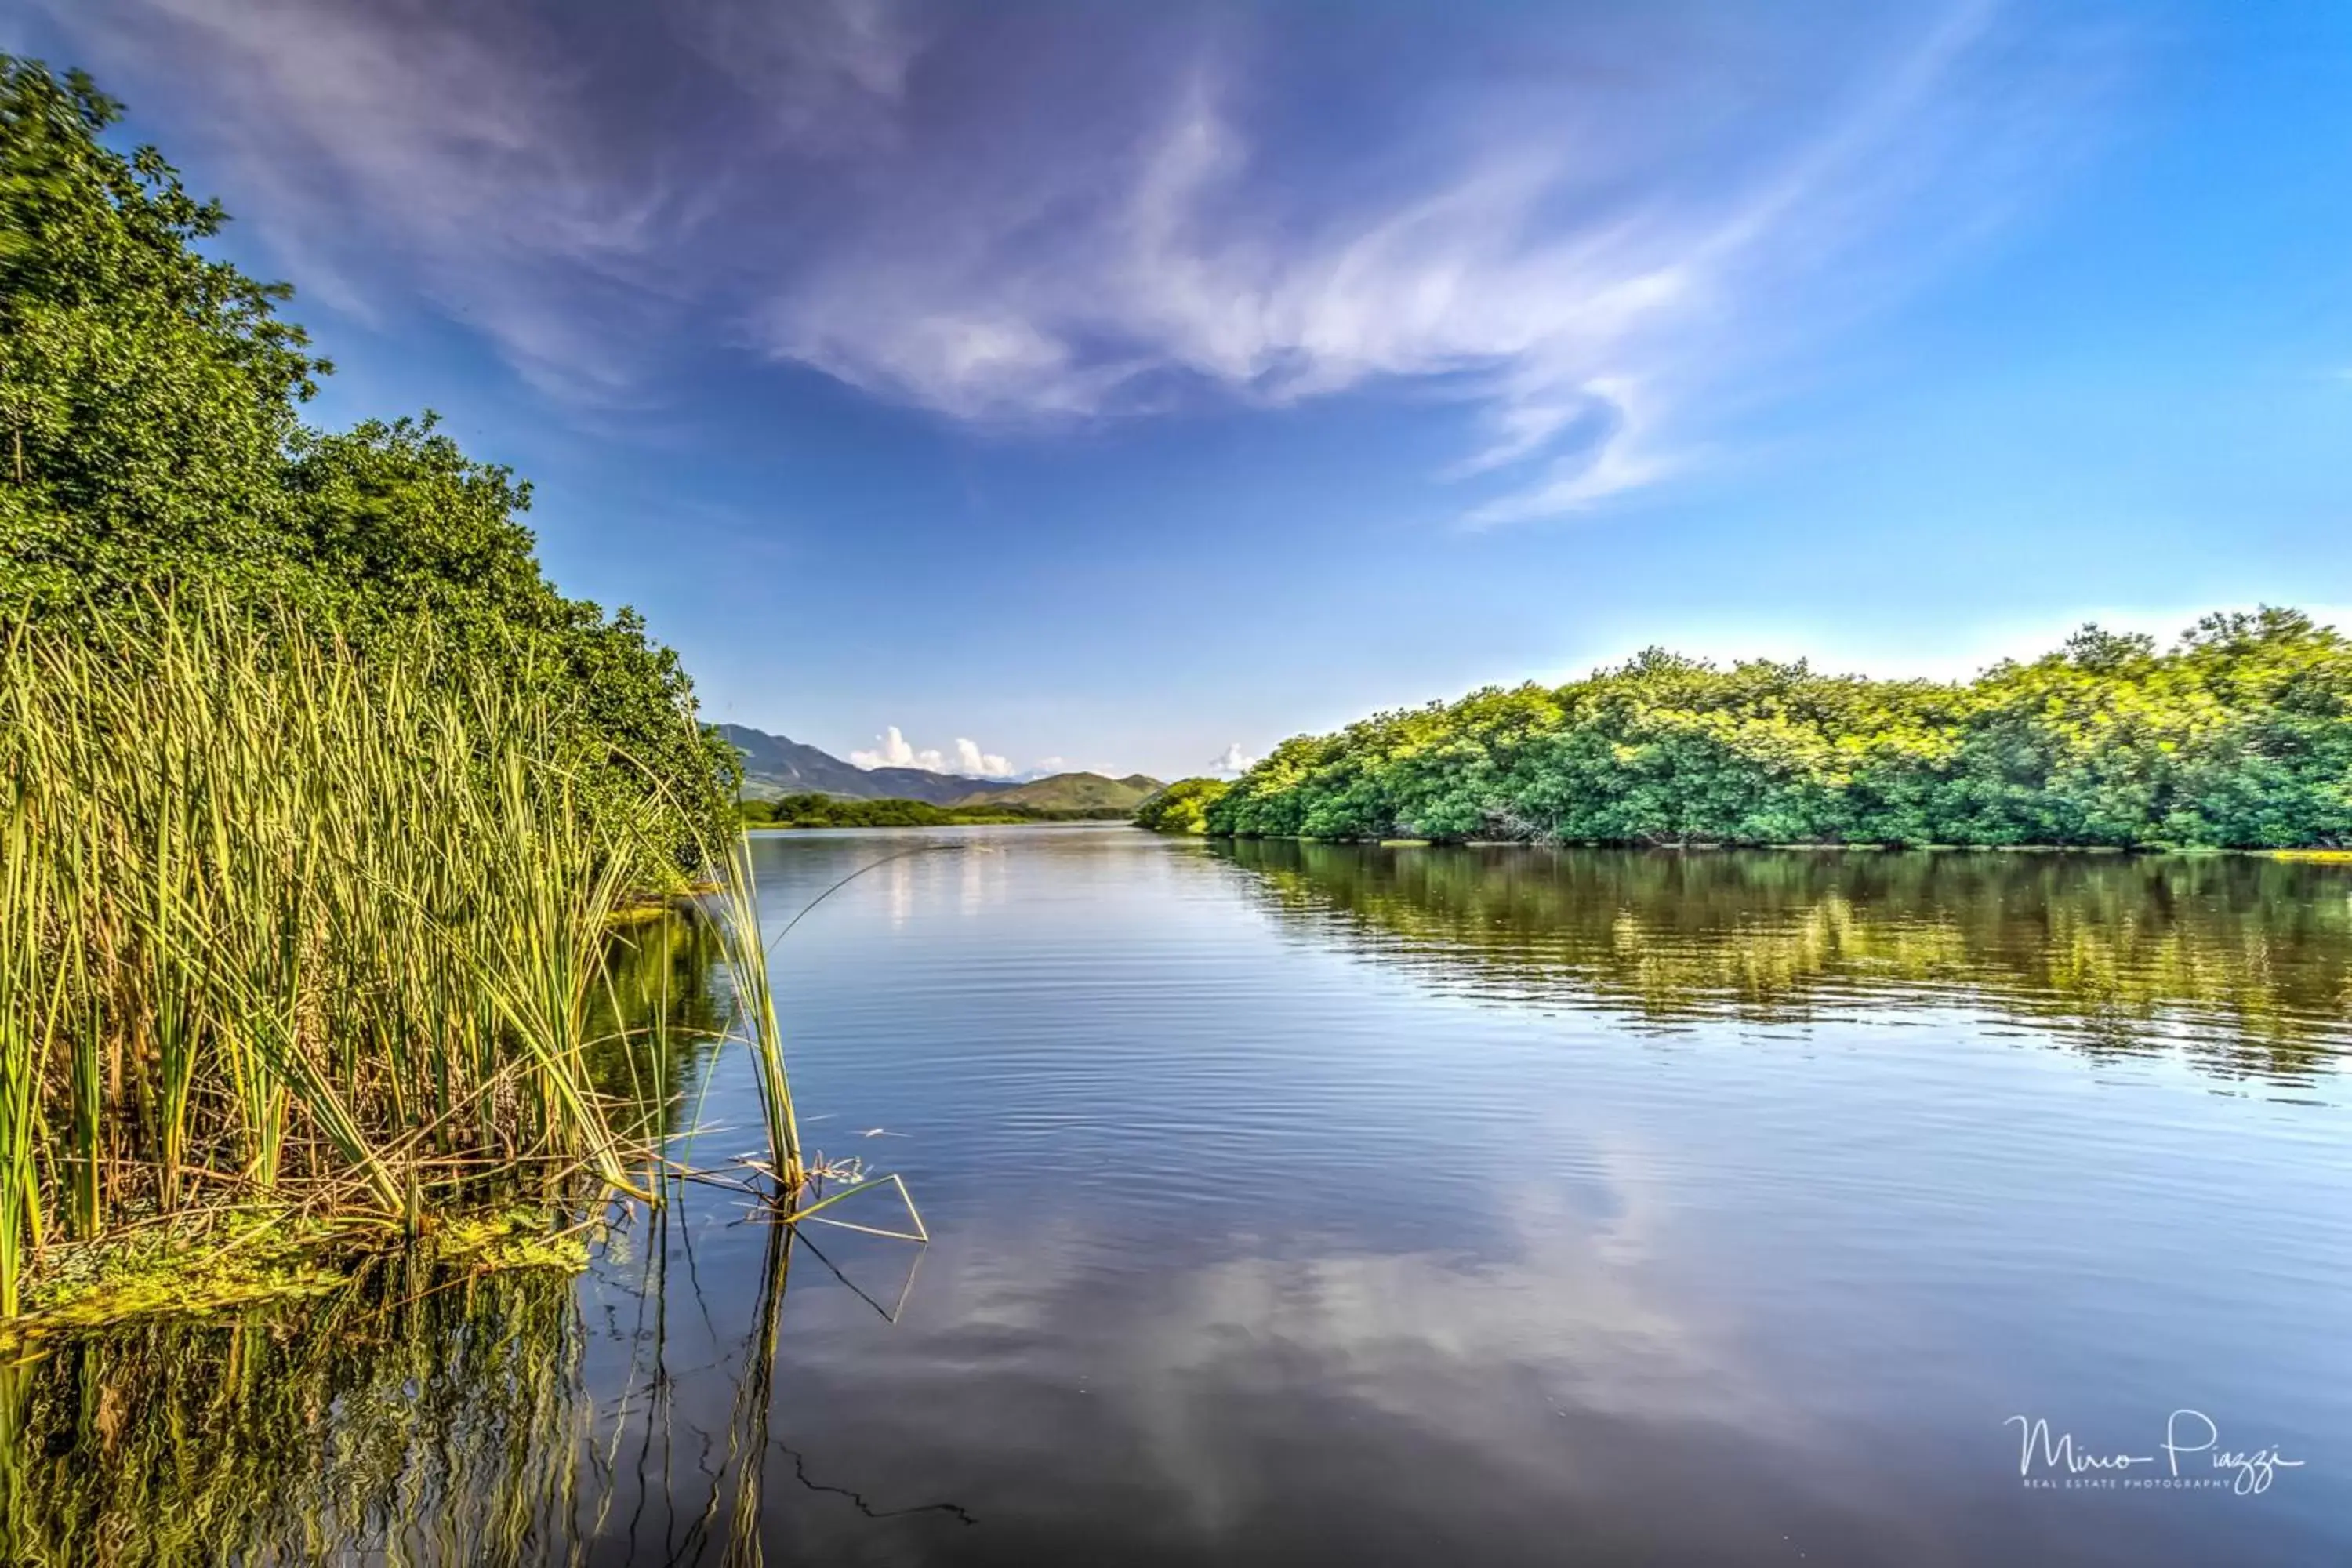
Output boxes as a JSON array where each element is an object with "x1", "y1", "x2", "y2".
[{"x1": 1189, "y1": 616, "x2": 2352, "y2": 847}]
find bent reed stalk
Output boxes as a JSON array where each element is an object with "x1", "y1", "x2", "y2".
[
  {"x1": 0, "y1": 593, "x2": 717, "y2": 1319},
  {"x1": 709, "y1": 837, "x2": 804, "y2": 1192},
  {"x1": 699, "y1": 838, "x2": 965, "y2": 1213}
]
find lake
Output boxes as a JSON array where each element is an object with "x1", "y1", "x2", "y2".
[{"x1": 9, "y1": 826, "x2": 2350, "y2": 1566}]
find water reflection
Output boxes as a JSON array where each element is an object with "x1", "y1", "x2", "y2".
[
  {"x1": 6, "y1": 831, "x2": 2349, "y2": 1566},
  {"x1": 0, "y1": 1258, "x2": 592, "y2": 1566},
  {"x1": 1214, "y1": 841, "x2": 2352, "y2": 1085},
  {"x1": 0, "y1": 1199, "x2": 949, "y2": 1567},
  {"x1": 0, "y1": 914, "x2": 786, "y2": 1568},
  {"x1": 583, "y1": 913, "x2": 733, "y2": 1134}
]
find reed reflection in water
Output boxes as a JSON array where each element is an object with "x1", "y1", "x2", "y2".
[
  {"x1": 0, "y1": 1198, "x2": 942, "y2": 1567},
  {"x1": 0, "y1": 1257, "x2": 593, "y2": 1566}
]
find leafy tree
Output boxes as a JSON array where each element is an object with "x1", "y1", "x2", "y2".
[
  {"x1": 0, "y1": 57, "x2": 734, "y2": 858},
  {"x1": 1135, "y1": 777, "x2": 1229, "y2": 833}
]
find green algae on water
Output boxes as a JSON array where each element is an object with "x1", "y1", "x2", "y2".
[{"x1": 0, "y1": 1206, "x2": 592, "y2": 1350}]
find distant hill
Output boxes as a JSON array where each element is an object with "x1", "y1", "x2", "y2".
[
  {"x1": 951, "y1": 772, "x2": 1163, "y2": 811},
  {"x1": 718, "y1": 724, "x2": 1020, "y2": 804},
  {"x1": 719, "y1": 724, "x2": 1160, "y2": 812}
]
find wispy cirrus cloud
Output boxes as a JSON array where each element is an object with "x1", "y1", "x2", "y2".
[
  {"x1": 34, "y1": 0, "x2": 2111, "y2": 519},
  {"x1": 31, "y1": 0, "x2": 696, "y2": 396}
]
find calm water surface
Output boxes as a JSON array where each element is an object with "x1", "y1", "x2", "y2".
[{"x1": 12, "y1": 827, "x2": 2352, "y2": 1566}]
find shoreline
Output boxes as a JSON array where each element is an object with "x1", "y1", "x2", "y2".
[{"x1": 1181, "y1": 833, "x2": 2352, "y2": 858}]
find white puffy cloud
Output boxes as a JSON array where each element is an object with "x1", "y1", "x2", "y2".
[
  {"x1": 1212, "y1": 742, "x2": 1255, "y2": 775},
  {"x1": 952, "y1": 738, "x2": 1014, "y2": 778},
  {"x1": 849, "y1": 724, "x2": 919, "y2": 769},
  {"x1": 851, "y1": 725, "x2": 1015, "y2": 777}
]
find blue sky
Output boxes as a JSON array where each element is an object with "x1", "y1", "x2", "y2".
[{"x1": 9, "y1": 1, "x2": 2350, "y2": 779}]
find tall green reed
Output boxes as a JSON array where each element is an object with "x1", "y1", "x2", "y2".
[
  {"x1": 709, "y1": 837, "x2": 804, "y2": 1192},
  {"x1": 0, "y1": 593, "x2": 695, "y2": 1314}
]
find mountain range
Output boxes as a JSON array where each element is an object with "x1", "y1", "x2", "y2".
[{"x1": 719, "y1": 724, "x2": 1162, "y2": 811}]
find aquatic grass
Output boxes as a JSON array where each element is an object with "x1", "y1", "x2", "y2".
[
  {"x1": 0, "y1": 585, "x2": 936, "y2": 1325},
  {"x1": 0, "y1": 593, "x2": 699, "y2": 1315},
  {"x1": 697, "y1": 837, "x2": 945, "y2": 1240},
  {"x1": 709, "y1": 835, "x2": 805, "y2": 1192}
]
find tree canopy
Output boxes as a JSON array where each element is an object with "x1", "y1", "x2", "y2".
[
  {"x1": 1207, "y1": 611, "x2": 2352, "y2": 849},
  {"x1": 1135, "y1": 777, "x2": 1229, "y2": 833},
  {"x1": 0, "y1": 58, "x2": 735, "y2": 855}
]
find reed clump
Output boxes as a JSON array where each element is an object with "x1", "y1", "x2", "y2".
[{"x1": 0, "y1": 593, "x2": 705, "y2": 1319}]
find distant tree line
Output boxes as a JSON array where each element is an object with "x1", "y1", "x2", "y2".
[
  {"x1": 1203, "y1": 613, "x2": 2352, "y2": 848},
  {"x1": 742, "y1": 793, "x2": 1134, "y2": 828}
]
